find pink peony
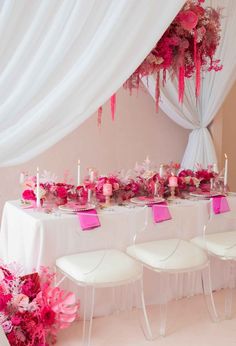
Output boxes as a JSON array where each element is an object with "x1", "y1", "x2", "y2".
[{"x1": 22, "y1": 189, "x2": 36, "y2": 201}]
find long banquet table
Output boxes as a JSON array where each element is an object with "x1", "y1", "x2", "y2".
[{"x1": 0, "y1": 198, "x2": 235, "y2": 315}]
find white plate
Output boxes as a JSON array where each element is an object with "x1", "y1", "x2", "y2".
[
  {"x1": 189, "y1": 192, "x2": 222, "y2": 198},
  {"x1": 130, "y1": 196, "x2": 164, "y2": 205},
  {"x1": 58, "y1": 203, "x2": 96, "y2": 213}
]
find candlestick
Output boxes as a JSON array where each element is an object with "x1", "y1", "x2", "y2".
[
  {"x1": 77, "y1": 160, "x2": 81, "y2": 186},
  {"x1": 154, "y1": 181, "x2": 159, "y2": 197},
  {"x1": 36, "y1": 167, "x2": 40, "y2": 208},
  {"x1": 103, "y1": 183, "x2": 112, "y2": 206},
  {"x1": 169, "y1": 186, "x2": 176, "y2": 200},
  {"x1": 159, "y1": 164, "x2": 164, "y2": 178},
  {"x1": 224, "y1": 154, "x2": 228, "y2": 186}
]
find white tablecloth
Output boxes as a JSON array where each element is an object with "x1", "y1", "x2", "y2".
[{"x1": 1, "y1": 198, "x2": 235, "y2": 315}]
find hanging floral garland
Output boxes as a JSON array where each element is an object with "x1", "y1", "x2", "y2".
[{"x1": 98, "y1": 0, "x2": 222, "y2": 124}]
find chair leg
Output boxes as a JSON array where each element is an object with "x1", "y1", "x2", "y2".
[
  {"x1": 201, "y1": 264, "x2": 219, "y2": 322},
  {"x1": 82, "y1": 286, "x2": 95, "y2": 346},
  {"x1": 225, "y1": 260, "x2": 234, "y2": 320},
  {"x1": 159, "y1": 272, "x2": 168, "y2": 337},
  {"x1": 134, "y1": 278, "x2": 153, "y2": 340}
]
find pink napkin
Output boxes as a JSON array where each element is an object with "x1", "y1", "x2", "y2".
[
  {"x1": 151, "y1": 202, "x2": 172, "y2": 223},
  {"x1": 212, "y1": 196, "x2": 230, "y2": 214},
  {"x1": 77, "y1": 209, "x2": 101, "y2": 230}
]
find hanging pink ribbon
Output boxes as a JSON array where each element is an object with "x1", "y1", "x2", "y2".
[
  {"x1": 97, "y1": 106, "x2": 103, "y2": 127},
  {"x1": 110, "y1": 93, "x2": 116, "y2": 121},
  {"x1": 193, "y1": 28, "x2": 201, "y2": 98},
  {"x1": 155, "y1": 71, "x2": 160, "y2": 112},
  {"x1": 178, "y1": 65, "x2": 185, "y2": 103},
  {"x1": 195, "y1": 54, "x2": 201, "y2": 98}
]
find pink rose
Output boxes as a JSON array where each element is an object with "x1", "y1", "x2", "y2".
[
  {"x1": 0, "y1": 294, "x2": 12, "y2": 311},
  {"x1": 56, "y1": 186, "x2": 67, "y2": 199},
  {"x1": 2, "y1": 321, "x2": 12, "y2": 333},
  {"x1": 22, "y1": 189, "x2": 36, "y2": 201},
  {"x1": 178, "y1": 10, "x2": 198, "y2": 30},
  {"x1": 11, "y1": 315, "x2": 21, "y2": 326}
]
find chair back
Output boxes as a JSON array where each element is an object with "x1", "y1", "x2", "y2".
[
  {"x1": 132, "y1": 199, "x2": 211, "y2": 265},
  {"x1": 0, "y1": 326, "x2": 10, "y2": 346}
]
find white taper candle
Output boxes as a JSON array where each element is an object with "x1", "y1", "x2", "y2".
[
  {"x1": 36, "y1": 167, "x2": 40, "y2": 208},
  {"x1": 77, "y1": 160, "x2": 81, "y2": 186},
  {"x1": 224, "y1": 154, "x2": 228, "y2": 186}
]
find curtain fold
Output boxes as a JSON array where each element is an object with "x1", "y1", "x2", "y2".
[
  {"x1": 144, "y1": 0, "x2": 236, "y2": 169},
  {"x1": 0, "y1": 0, "x2": 185, "y2": 166}
]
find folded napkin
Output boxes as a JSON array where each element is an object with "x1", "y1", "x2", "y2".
[
  {"x1": 151, "y1": 202, "x2": 172, "y2": 223},
  {"x1": 212, "y1": 196, "x2": 230, "y2": 214},
  {"x1": 77, "y1": 209, "x2": 101, "y2": 230}
]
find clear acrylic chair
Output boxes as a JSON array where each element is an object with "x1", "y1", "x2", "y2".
[
  {"x1": 55, "y1": 207, "x2": 152, "y2": 346},
  {"x1": 192, "y1": 195, "x2": 236, "y2": 319},
  {"x1": 126, "y1": 200, "x2": 218, "y2": 337},
  {"x1": 0, "y1": 325, "x2": 10, "y2": 346}
]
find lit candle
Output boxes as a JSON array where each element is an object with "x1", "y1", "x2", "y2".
[
  {"x1": 36, "y1": 167, "x2": 40, "y2": 208},
  {"x1": 87, "y1": 189, "x2": 91, "y2": 203},
  {"x1": 224, "y1": 154, "x2": 228, "y2": 186},
  {"x1": 77, "y1": 160, "x2": 81, "y2": 186},
  {"x1": 103, "y1": 183, "x2": 112, "y2": 196},
  {"x1": 159, "y1": 164, "x2": 164, "y2": 178},
  {"x1": 169, "y1": 174, "x2": 178, "y2": 187}
]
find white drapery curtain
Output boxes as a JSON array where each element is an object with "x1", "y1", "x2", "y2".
[
  {"x1": 0, "y1": 0, "x2": 185, "y2": 167},
  {"x1": 144, "y1": 0, "x2": 236, "y2": 169}
]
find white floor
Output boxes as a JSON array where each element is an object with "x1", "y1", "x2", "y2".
[{"x1": 57, "y1": 290, "x2": 236, "y2": 346}]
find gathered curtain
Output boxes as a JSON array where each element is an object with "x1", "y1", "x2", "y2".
[
  {"x1": 0, "y1": 0, "x2": 185, "y2": 166},
  {"x1": 144, "y1": 0, "x2": 236, "y2": 170}
]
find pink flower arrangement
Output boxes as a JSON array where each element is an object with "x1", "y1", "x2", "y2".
[
  {"x1": 124, "y1": 0, "x2": 222, "y2": 110},
  {"x1": 0, "y1": 263, "x2": 79, "y2": 346}
]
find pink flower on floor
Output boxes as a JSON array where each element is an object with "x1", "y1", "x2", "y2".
[{"x1": 41, "y1": 306, "x2": 56, "y2": 326}]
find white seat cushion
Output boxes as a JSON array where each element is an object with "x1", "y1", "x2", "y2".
[
  {"x1": 127, "y1": 239, "x2": 208, "y2": 272},
  {"x1": 56, "y1": 249, "x2": 142, "y2": 287},
  {"x1": 192, "y1": 230, "x2": 236, "y2": 259}
]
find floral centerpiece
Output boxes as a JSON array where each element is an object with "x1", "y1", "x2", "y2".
[{"x1": 0, "y1": 262, "x2": 79, "y2": 345}]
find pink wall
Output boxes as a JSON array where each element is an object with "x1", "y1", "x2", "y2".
[{"x1": 0, "y1": 87, "x2": 189, "y2": 215}]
